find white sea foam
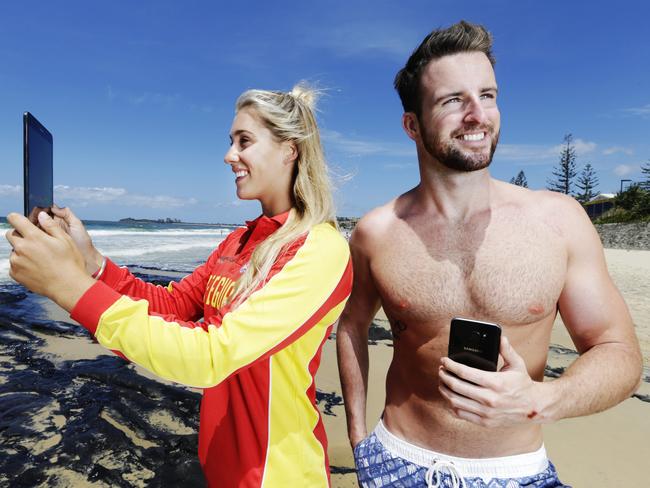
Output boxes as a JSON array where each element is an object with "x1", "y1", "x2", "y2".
[
  {"x1": 88, "y1": 228, "x2": 233, "y2": 238},
  {"x1": 0, "y1": 258, "x2": 9, "y2": 282},
  {"x1": 0, "y1": 221, "x2": 231, "y2": 283},
  {"x1": 103, "y1": 241, "x2": 219, "y2": 258}
]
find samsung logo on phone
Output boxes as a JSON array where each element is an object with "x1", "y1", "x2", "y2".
[{"x1": 463, "y1": 347, "x2": 482, "y2": 353}]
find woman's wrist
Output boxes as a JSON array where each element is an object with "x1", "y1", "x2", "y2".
[
  {"x1": 91, "y1": 257, "x2": 106, "y2": 280},
  {"x1": 88, "y1": 251, "x2": 105, "y2": 277}
]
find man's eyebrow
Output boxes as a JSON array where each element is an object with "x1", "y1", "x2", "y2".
[
  {"x1": 434, "y1": 91, "x2": 464, "y2": 104},
  {"x1": 434, "y1": 86, "x2": 498, "y2": 104}
]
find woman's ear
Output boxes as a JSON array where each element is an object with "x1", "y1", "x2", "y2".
[{"x1": 283, "y1": 142, "x2": 298, "y2": 165}]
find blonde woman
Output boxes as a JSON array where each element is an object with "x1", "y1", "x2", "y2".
[{"x1": 6, "y1": 84, "x2": 352, "y2": 487}]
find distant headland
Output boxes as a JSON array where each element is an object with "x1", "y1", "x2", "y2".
[
  {"x1": 119, "y1": 217, "x2": 182, "y2": 224},
  {"x1": 117, "y1": 216, "x2": 360, "y2": 230},
  {"x1": 118, "y1": 217, "x2": 241, "y2": 228}
]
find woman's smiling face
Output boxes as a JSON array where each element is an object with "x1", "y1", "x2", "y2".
[{"x1": 224, "y1": 107, "x2": 296, "y2": 215}]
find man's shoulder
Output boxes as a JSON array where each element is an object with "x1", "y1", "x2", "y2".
[
  {"x1": 529, "y1": 189, "x2": 586, "y2": 221},
  {"x1": 498, "y1": 181, "x2": 584, "y2": 217},
  {"x1": 353, "y1": 198, "x2": 400, "y2": 242},
  {"x1": 497, "y1": 183, "x2": 594, "y2": 247}
]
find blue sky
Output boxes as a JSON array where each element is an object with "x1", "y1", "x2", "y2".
[{"x1": 1, "y1": 1, "x2": 649, "y2": 223}]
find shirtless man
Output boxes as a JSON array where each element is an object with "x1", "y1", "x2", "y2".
[{"x1": 337, "y1": 21, "x2": 642, "y2": 487}]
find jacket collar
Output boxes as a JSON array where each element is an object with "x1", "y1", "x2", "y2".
[{"x1": 242, "y1": 210, "x2": 291, "y2": 247}]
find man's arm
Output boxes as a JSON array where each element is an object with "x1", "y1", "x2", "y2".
[
  {"x1": 540, "y1": 196, "x2": 642, "y2": 418},
  {"x1": 438, "y1": 195, "x2": 642, "y2": 426},
  {"x1": 336, "y1": 217, "x2": 381, "y2": 448}
]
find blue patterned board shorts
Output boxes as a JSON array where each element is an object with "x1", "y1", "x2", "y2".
[{"x1": 354, "y1": 425, "x2": 570, "y2": 488}]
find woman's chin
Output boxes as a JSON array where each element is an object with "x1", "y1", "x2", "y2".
[{"x1": 235, "y1": 189, "x2": 256, "y2": 201}]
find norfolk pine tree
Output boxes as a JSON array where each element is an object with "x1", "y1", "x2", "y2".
[
  {"x1": 510, "y1": 170, "x2": 529, "y2": 188},
  {"x1": 547, "y1": 133, "x2": 577, "y2": 194},
  {"x1": 575, "y1": 163, "x2": 599, "y2": 203},
  {"x1": 641, "y1": 160, "x2": 650, "y2": 191}
]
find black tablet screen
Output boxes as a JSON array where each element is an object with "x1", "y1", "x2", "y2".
[{"x1": 24, "y1": 113, "x2": 53, "y2": 222}]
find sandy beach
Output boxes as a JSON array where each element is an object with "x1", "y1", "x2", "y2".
[{"x1": 1, "y1": 249, "x2": 648, "y2": 487}]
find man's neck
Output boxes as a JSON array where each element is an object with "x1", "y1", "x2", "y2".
[{"x1": 416, "y1": 157, "x2": 493, "y2": 222}]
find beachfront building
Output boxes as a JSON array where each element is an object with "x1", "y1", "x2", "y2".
[{"x1": 583, "y1": 193, "x2": 615, "y2": 220}]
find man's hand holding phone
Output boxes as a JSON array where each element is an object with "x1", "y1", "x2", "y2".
[{"x1": 439, "y1": 320, "x2": 554, "y2": 428}]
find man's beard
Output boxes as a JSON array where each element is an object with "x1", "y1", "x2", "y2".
[{"x1": 422, "y1": 124, "x2": 500, "y2": 172}]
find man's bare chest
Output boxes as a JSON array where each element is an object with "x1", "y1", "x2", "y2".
[{"x1": 371, "y1": 220, "x2": 566, "y2": 326}]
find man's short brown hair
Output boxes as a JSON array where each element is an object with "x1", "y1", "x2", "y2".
[{"x1": 394, "y1": 21, "x2": 495, "y2": 115}]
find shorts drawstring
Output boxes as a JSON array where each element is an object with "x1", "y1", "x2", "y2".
[{"x1": 425, "y1": 457, "x2": 467, "y2": 488}]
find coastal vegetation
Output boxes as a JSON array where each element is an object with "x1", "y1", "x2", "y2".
[
  {"x1": 510, "y1": 135, "x2": 650, "y2": 223},
  {"x1": 595, "y1": 185, "x2": 650, "y2": 223},
  {"x1": 336, "y1": 216, "x2": 359, "y2": 231}
]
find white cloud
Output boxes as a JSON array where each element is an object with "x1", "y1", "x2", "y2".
[
  {"x1": 613, "y1": 164, "x2": 638, "y2": 177},
  {"x1": 0, "y1": 185, "x2": 21, "y2": 196},
  {"x1": 603, "y1": 146, "x2": 634, "y2": 156},
  {"x1": 384, "y1": 162, "x2": 416, "y2": 170},
  {"x1": 623, "y1": 104, "x2": 650, "y2": 117},
  {"x1": 495, "y1": 138, "x2": 597, "y2": 163},
  {"x1": 107, "y1": 85, "x2": 211, "y2": 112},
  {"x1": 495, "y1": 144, "x2": 556, "y2": 162},
  {"x1": 190, "y1": 103, "x2": 214, "y2": 113},
  {"x1": 54, "y1": 185, "x2": 197, "y2": 209},
  {"x1": 106, "y1": 84, "x2": 116, "y2": 101},
  {"x1": 551, "y1": 138, "x2": 597, "y2": 156},
  {"x1": 128, "y1": 91, "x2": 180, "y2": 107},
  {"x1": 322, "y1": 129, "x2": 415, "y2": 158},
  {"x1": 305, "y1": 22, "x2": 415, "y2": 59},
  {"x1": 214, "y1": 200, "x2": 243, "y2": 208},
  {"x1": 106, "y1": 85, "x2": 178, "y2": 107}
]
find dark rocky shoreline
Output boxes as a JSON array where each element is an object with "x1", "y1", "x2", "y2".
[
  {"x1": 0, "y1": 269, "x2": 351, "y2": 487},
  {"x1": 0, "y1": 283, "x2": 205, "y2": 487}
]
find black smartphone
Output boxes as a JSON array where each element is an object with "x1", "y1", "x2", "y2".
[
  {"x1": 23, "y1": 112, "x2": 53, "y2": 225},
  {"x1": 448, "y1": 317, "x2": 501, "y2": 372}
]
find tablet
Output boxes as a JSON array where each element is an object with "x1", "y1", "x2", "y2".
[{"x1": 23, "y1": 112, "x2": 53, "y2": 224}]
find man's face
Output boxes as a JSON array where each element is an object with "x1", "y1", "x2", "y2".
[{"x1": 416, "y1": 51, "x2": 500, "y2": 172}]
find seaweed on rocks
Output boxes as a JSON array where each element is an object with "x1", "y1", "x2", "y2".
[
  {"x1": 126, "y1": 264, "x2": 190, "y2": 274},
  {"x1": 544, "y1": 366, "x2": 565, "y2": 379},
  {"x1": 633, "y1": 393, "x2": 650, "y2": 403},
  {"x1": 548, "y1": 344, "x2": 578, "y2": 357},
  {"x1": 315, "y1": 390, "x2": 344, "y2": 416},
  {"x1": 0, "y1": 281, "x2": 205, "y2": 487},
  {"x1": 368, "y1": 322, "x2": 393, "y2": 345}
]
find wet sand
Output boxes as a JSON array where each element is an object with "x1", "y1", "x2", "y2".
[{"x1": 1, "y1": 250, "x2": 648, "y2": 487}]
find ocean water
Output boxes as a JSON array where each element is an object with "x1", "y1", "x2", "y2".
[{"x1": 0, "y1": 218, "x2": 240, "y2": 284}]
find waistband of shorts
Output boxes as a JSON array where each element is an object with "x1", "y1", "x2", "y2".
[{"x1": 374, "y1": 419, "x2": 549, "y2": 480}]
